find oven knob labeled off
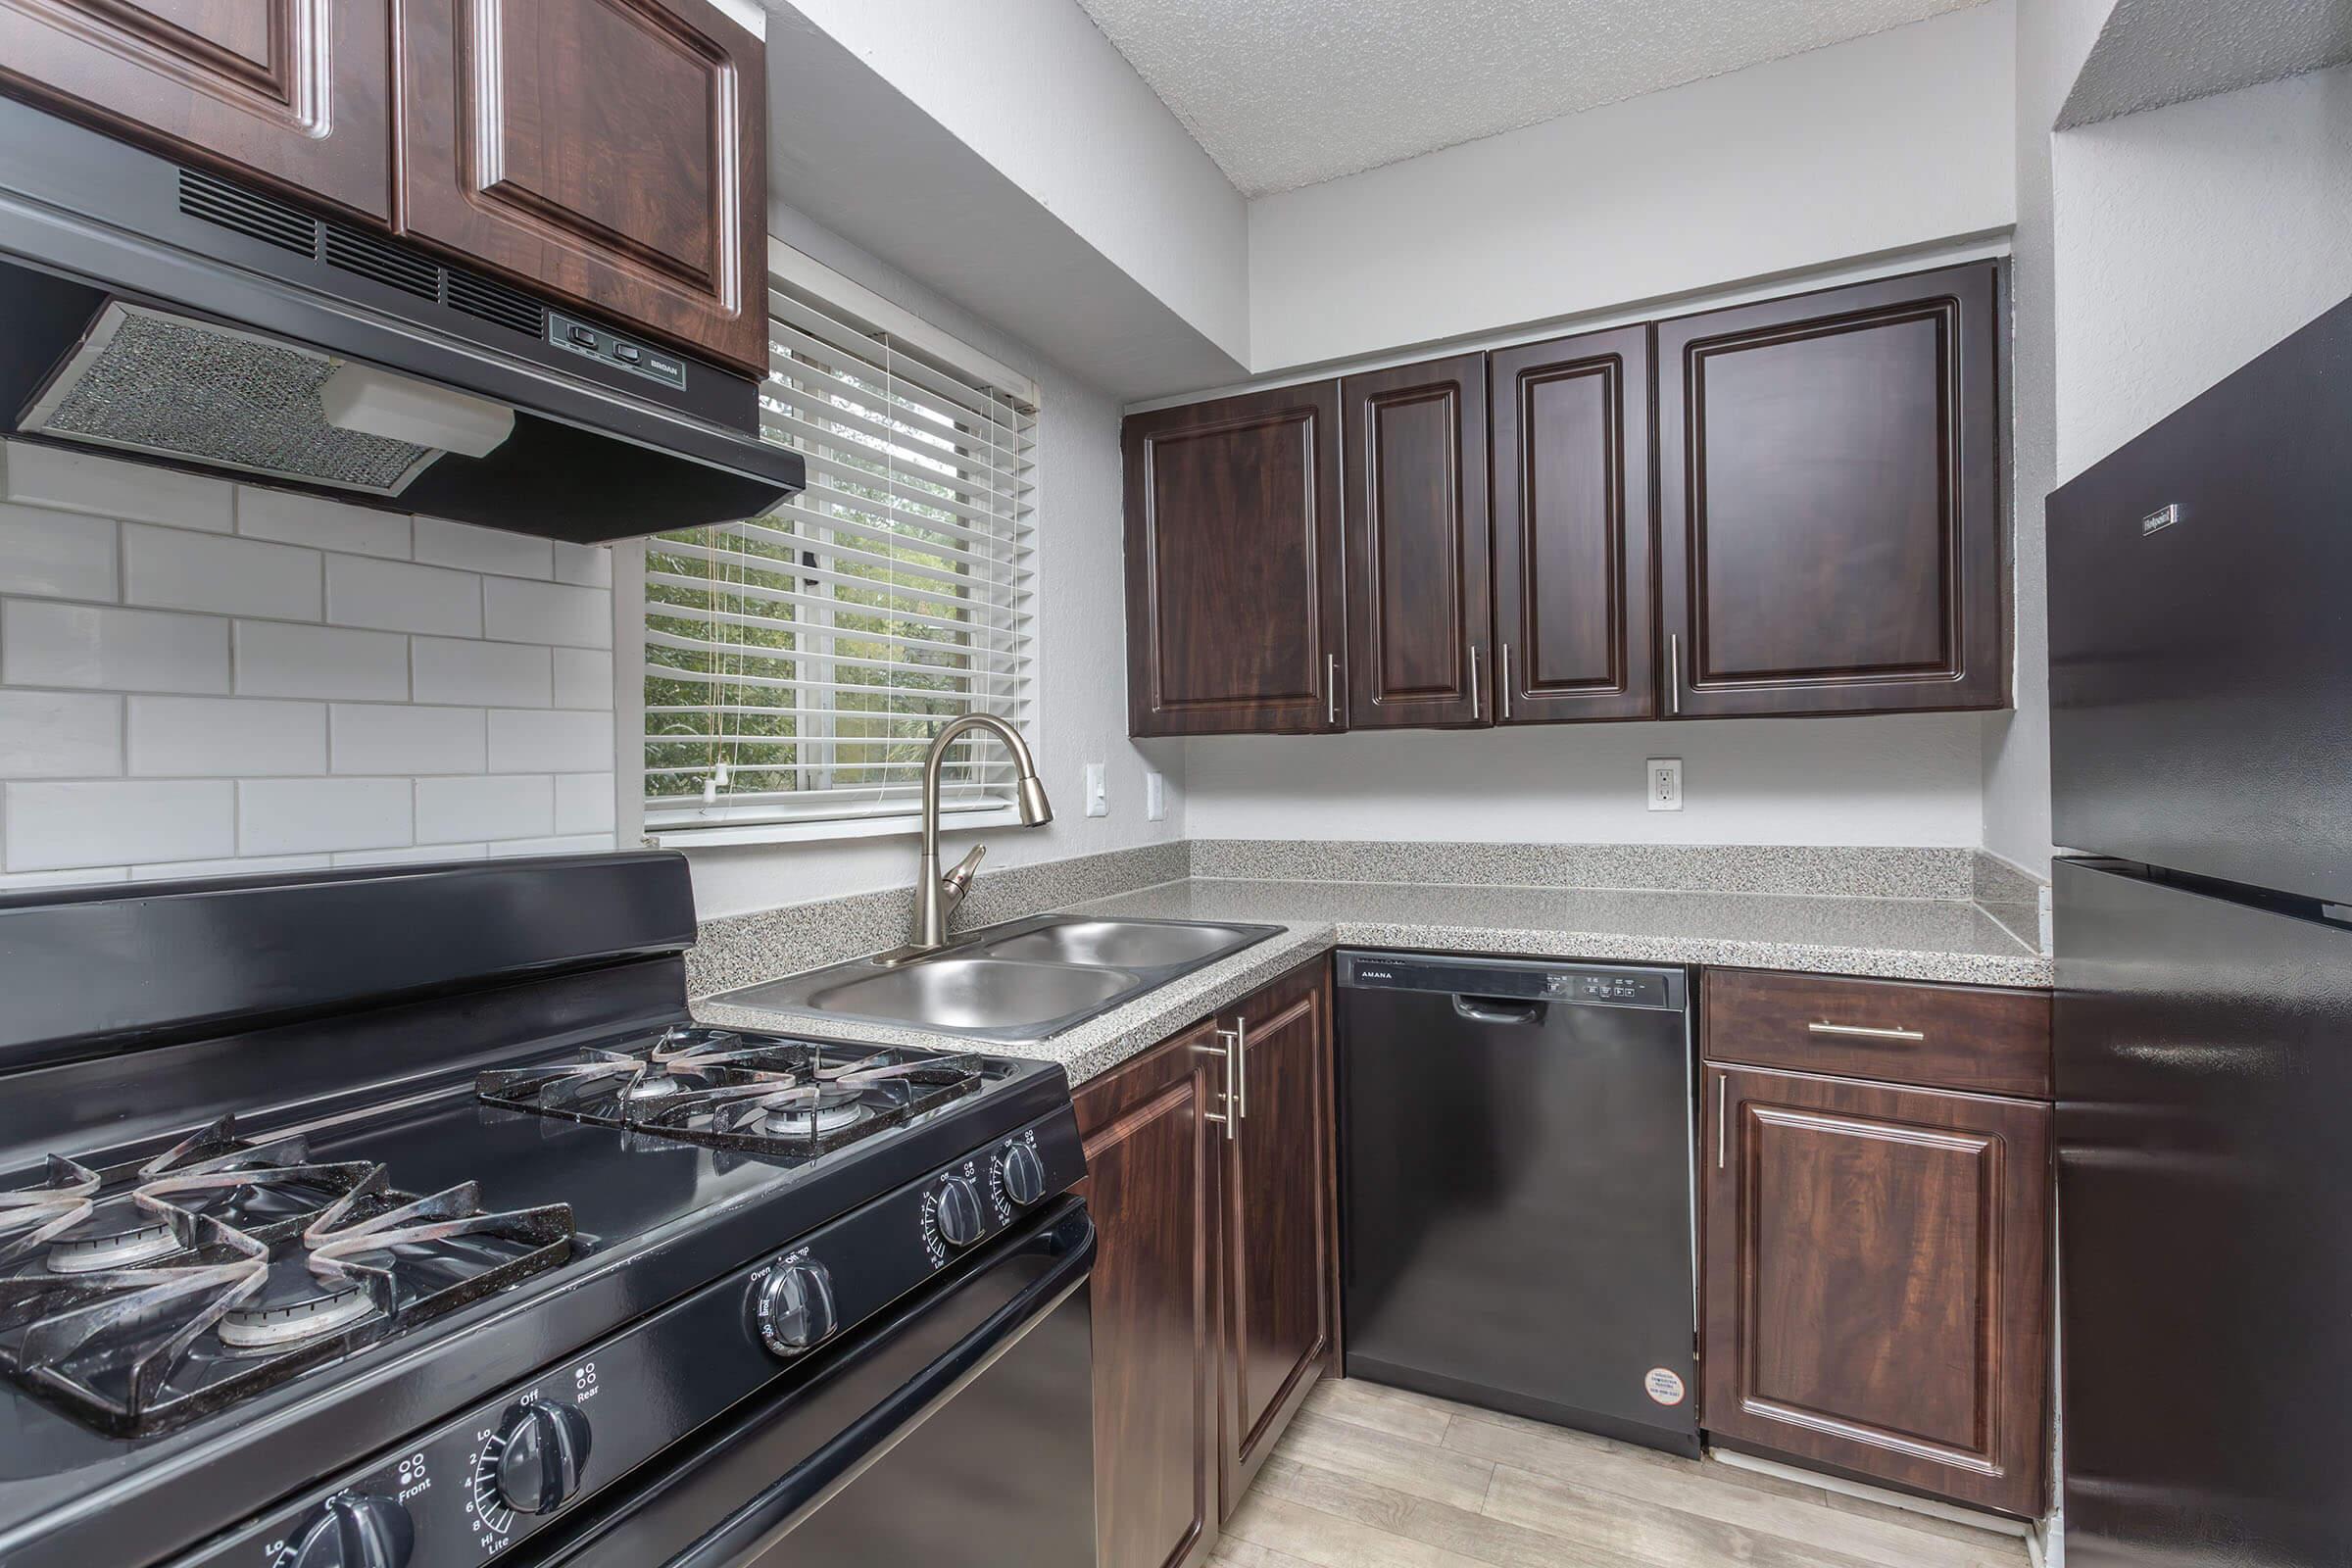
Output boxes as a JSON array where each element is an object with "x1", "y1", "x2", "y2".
[
  {"x1": 757, "y1": 1259, "x2": 838, "y2": 1354},
  {"x1": 493, "y1": 1397, "x2": 593, "y2": 1514},
  {"x1": 934, "y1": 1175, "x2": 986, "y2": 1247},
  {"x1": 1000, "y1": 1141, "x2": 1048, "y2": 1207},
  {"x1": 279, "y1": 1492, "x2": 414, "y2": 1568}
]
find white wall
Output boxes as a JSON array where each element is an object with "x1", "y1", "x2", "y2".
[
  {"x1": 0, "y1": 444, "x2": 618, "y2": 888},
  {"x1": 1184, "y1": 715, "x2": 1986, "y2": 848},
  {"x1": 677, "y1": 203, "x2": 1185, "y2": 921},
  {"x1": 768, "y1": 0, "x2": 1249, "y2": 368},
  {"x1": 1244, "y1": 1, "x2": 2018, "y2": 372},
  {"x1": 2051, "y1": 59, "x2": 2352, "y2": 481}
]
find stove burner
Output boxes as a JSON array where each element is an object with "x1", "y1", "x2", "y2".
[
  {"x1": 217, "y1": 1278, "x2": 375, "y2": 1349},
  {"x1": 478, "y1": 1029, "x2": 989, "y2": 1158},
  {"x1": 0, "y1": 1115, "x2": 574, "y2": 1436}
]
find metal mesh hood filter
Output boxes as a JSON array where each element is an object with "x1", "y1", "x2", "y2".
[{"x1": 20, "y1": 302, "x2": 440, "y2": 494}]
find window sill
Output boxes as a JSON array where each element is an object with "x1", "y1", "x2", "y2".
[{"x1": 642, "y1": 805, "x2": 1025, "y2": 851}]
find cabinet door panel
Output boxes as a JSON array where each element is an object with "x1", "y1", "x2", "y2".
[
  {"x1": 1077, "y1": 1026, "x2": 1222, "y2": 1568},
  {"x1": 396, "y1": 0, "x2": 765, "y2": 372},
  {"x1": 1124, "y1": 385, "x2": 1346, "y2": 737},
  {"x1": 1490, "y1": 324, "x2": 1654, "y2": 722},
  {"x1": 1343, "y1": 354, "x2": 1491, "y2": 728},
  {"x1": 1701, "y1": 1065, "x2": 2049, "y2": 1515},
  {"x1": 1220, "y1": 960, "x2": 1336, "y2": 1512},
  {"x1": 0, "y1": 0, "x2": 392, "y2": 219},
  {"x1": 1658, "y1": 263, "x2": 2004, "y2": 716}
]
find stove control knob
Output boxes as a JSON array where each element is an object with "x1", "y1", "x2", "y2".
[
  {"x1": 757, "y1": 1259, "x2": 838, "y2": 1354},
  {"x1": 1001, "y1": 1142, "x2": 1048, "y2": 1207},
  {"x1": 283, "y1": 1492, "x2": 414, "y2": 1568},
  {"x1": 495, "y1": 1398, "x2": 593, "y2": 1515},
  {"x1": 935, "y1": 1175, "x2": 986, "y2": 1247}
]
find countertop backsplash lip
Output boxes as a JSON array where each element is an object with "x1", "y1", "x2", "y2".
[
  {"x1": 1186, "y1": 839, "x2": 1984, "y2": 901},
  {"x1": 688, "y1": 838, "x2": 2054, "y2": 1087}
]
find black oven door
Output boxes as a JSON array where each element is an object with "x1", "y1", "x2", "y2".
[{"x1": 531, "y1": 1198, "x2": 1096, "y2": 1568}]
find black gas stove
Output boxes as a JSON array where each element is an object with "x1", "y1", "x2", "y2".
[{"x1": 0, "y1": 855, "x2": 1097, "y2": 1568}]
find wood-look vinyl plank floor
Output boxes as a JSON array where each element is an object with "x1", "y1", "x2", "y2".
[{"x1": 1212, "y1": 1380, "x2": 2033, "y2": 1568}]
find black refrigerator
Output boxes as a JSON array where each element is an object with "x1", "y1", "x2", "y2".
[{"x1": 2049, "y1": 294, "x2": 2352, "y2": 1567}]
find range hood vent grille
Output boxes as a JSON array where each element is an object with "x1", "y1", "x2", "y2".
[
  {"x1": 177, "y1": 170, "x2": 314, "y2": 258},
  {"x1": 175, "y1": 170, "x2": 548, "y2": 343}
]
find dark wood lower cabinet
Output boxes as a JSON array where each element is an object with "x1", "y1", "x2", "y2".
[
  {"x1": 1076, "y1": 1021, "x2": 1222, "y2": 1568},
  {"x1": 1077, "y1": 957, "x2": 1338, "y2": 1567},
  {"x1": 1700, "y1": 1063, "x2": 2051, "y2": 1516},
  {"x1": 1216, "y1": 958, "x2": 1339, "y2": 1509}
]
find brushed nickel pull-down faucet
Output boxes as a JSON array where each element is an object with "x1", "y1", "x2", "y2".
[{"x1": 879, "y1": 713, "x2": 1053, "y2": 964}]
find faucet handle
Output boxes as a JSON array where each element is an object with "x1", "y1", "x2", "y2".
[{"x1": 941, "y1": 844, "x2": 987, "y2": 902}]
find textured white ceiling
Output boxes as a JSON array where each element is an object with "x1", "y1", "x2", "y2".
[{"x1": 1076, "y1": 0, "x2": 1990, "y2": 196}]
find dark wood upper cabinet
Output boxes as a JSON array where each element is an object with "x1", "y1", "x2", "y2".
[
  {"x1": 1124, "y1": 384, "x2": 1347, "y2": 738},
  {"x1": 1656, "y1": 262, "x2": 2005, "y2": 717},
  {"x1": 1215, "y1": 958, "x2": 1337, "y2": 1513},
  {"x1": 1489, "y1": 323, "x2": 1656, "y2": 723},
  {"x1": 0, "y1": 0, "x2": 394, "y2": 220},
  {"x1": 1075, "y1": 1022, "x2": 1222, "y2": 1568},
  {"x1": 1342, "y1": 354, "x2": 1492, "y2": 729},
  {"x1": 395, "y1": 0, "x2": 768, "y2": 374},
  {"x1": 1701, "y1": 1063, "x2": 2050, "y2": 1516}
]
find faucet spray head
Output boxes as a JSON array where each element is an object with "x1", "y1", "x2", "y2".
[{"x1": 1016, "y1": 773, "x2": 1054, "y2": 827}]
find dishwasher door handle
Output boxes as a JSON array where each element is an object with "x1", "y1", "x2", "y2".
[{"x1": 1451, "y1": 995, "x2": 1547, "y2": 1025}]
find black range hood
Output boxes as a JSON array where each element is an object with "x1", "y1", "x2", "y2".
[{"x1": 0, "y1": 96, "x2": 802, "y2": 545}]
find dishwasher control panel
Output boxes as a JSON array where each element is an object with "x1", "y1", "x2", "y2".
[{"x1": 1337, "y1": 952, "x2": 1686, "y2": 1011}]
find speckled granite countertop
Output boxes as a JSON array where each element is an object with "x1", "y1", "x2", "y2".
[{"x1": 694, "y1": 875, "x2": 2049, "y2": 1087}]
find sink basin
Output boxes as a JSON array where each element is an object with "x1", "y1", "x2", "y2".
[
  {"x1": 979, "y1": 918, "x2": 1265, "y2": 970},
  {"x1": 708, "y1": 913, "x2": 1284, "y2": 1042}
]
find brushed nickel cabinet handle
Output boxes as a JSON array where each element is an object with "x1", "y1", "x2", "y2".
[
  {"x1": 1201, "y1": 1031, "x2": 1239, "y2": 1140},
  {"x1": 1716, "y1": 1074, "x2": 1728, "y2": 1170},
  {"x1": 1228, "y1": 1020, "x2": 1249, "y2": 1121},
  {"x1": 1500, "y1": 643, "x2": 1514, "y2": 720},
  {"x1": 1327, "y1": 654, "x2": 1340, "y2": 726},
  {"x1": 1807, "y1": 1021, "x2": 1928, "y2": 1043},
  {"x1": 1470, "y1": 644, "x2": 1483, "y2": 720},
  {"x1": 1669, "y1": 633, "x2": 1682, "y2": 716}
]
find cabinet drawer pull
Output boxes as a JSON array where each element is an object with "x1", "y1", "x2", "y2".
[
  {"x1": 1470, "y1": 644, "x2": 1483, "y2": 720},
  {"x1": 1806, "y1": 1020, "x2": 1927, "y2": 1043},
  {"x1": 1668, "y1": 633, "x2": 1682, "y2": 715},
  {"x1": 1715, "y1": 1074, "x2": 1727, "y2": 1170},
  {"x1": 1201, "y1": 1030, "x2": 1240, "y2": 1141},
  {"x1": 1500, "y1": 643, "x2": 1514, "y2": 720},
  {"x1": 1326, "y1": 654, "x2": 1341, "y2": 726},
  {"x1": 1227, "y1": 1021, "x2": 1249, "y2": 1122}
]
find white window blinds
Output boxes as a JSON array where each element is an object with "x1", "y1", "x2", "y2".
[{"x1": 641, "y1": 270, "x2": 1036, "y2": 840}]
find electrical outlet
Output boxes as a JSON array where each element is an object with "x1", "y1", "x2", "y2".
[
  {"x1": 1646, "y1": 758, "x2": 1683, "y2": 811},
  {"x1": 1084, "y1": 762, "x2": 1108, "y2": 817},
  {"x1": 1146, "y1": 770, "x2": 1166, "y2": 821}
]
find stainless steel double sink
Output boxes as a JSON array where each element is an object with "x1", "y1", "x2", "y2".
[{"x1": 709, "y1": 913, "x2": 1283, "y2": 1042}]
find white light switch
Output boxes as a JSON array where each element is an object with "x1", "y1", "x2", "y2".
[
  {"x1": 1084, "y1": 762, "x2": 1108, "y2": 817},
  {"x1": 1146, "y1": 770, "x2": 1166, "y2": 821},
  {"x1": 1646, "y1": 758, "x2": 1683, "y2": 811}
]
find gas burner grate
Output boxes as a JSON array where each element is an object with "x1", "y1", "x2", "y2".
[
  {"x1": 0, "y1": 1116, "x2": 571, "y2": 1436},
  {"x1": 478, "y1": 1026, "x2": 987, "y2": 1156}
]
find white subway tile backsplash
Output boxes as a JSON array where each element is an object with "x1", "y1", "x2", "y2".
[
  {"x1": 0, "y1": 449, "x2": 616, "y2": 879},
  {"x1": 0, "y1": 503, "x2": 118, "y2": 601},
  {"x1": 415, "y1": 773, "x2": 553, "y2": 842},
  {"x1": 129, "y1": 697, "x2": 325, "y2": 777},
  {"x1": 484, "y1": 577, "x2": 610, "y2": 649},
  {"x1": 3, "y1": 602, "x2": 229, "y2": 693},
  {"x1": 486, "y1": 834, "x2": 618, "y2": 858},
  {"x1": 238, "y1": 778, "x2": 411, "y2": 856},
  {"x1": 325, "y1": 556, "x2": 482, "y2": 637},
  {"x1": 4, "y1": 443, "x2": 232, "y2": 532},
  {"x1": 553, "y1": 543, "x2": 613, "y2": 588},
  {"x1": 332, "y1": 844, "x2": 487, "y2": 866},
  {"x1": 412, "y1": 637, "x2": 551, "y2": 707},
  {"x1": 415, "y1": 518, "x2": 553, "y2": 580},
  {"x1": 237, "y1": 488, "x2": 412, "y2": 560},
  {"x1": 235, "y1": 622, "x2": 408, "y2": 700},
  {"x1": 129, "y1": 854, "x2": 332, "y2": 881},
  {"x1": 0, "y1": 691, "x2": 122, "y2": 778},
  {"x1": 6, "y1": 780, "x2": 236, "y2": 870},
  {"x1": 489, "y1": 708, "x2": 612, "y2": 773},
  {"x1": 554, "y1": 772, "x2": 616, "y2": 835},
  {"x1": 331, "y1": 705, "x2": 485, "y2": 775},
  {"x1": 552, "y1": 648, "x2": 612, "y2": 710},
  {"x1": 124, "y1": 524, "x2": 321, "y2": 619}
]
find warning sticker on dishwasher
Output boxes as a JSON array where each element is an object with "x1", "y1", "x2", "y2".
[{"x1": 1642, "y1": 1368, "x2": 1688, "y2": 1406}]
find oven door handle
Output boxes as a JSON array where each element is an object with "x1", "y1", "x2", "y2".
[{"x1": 535, "y1": 1197, "x2": 1095, "y2": 1567}]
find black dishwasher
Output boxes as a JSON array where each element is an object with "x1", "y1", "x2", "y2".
[{"x1": 1337, "y1": 951, "x2": 1697, "y2": 1454}]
